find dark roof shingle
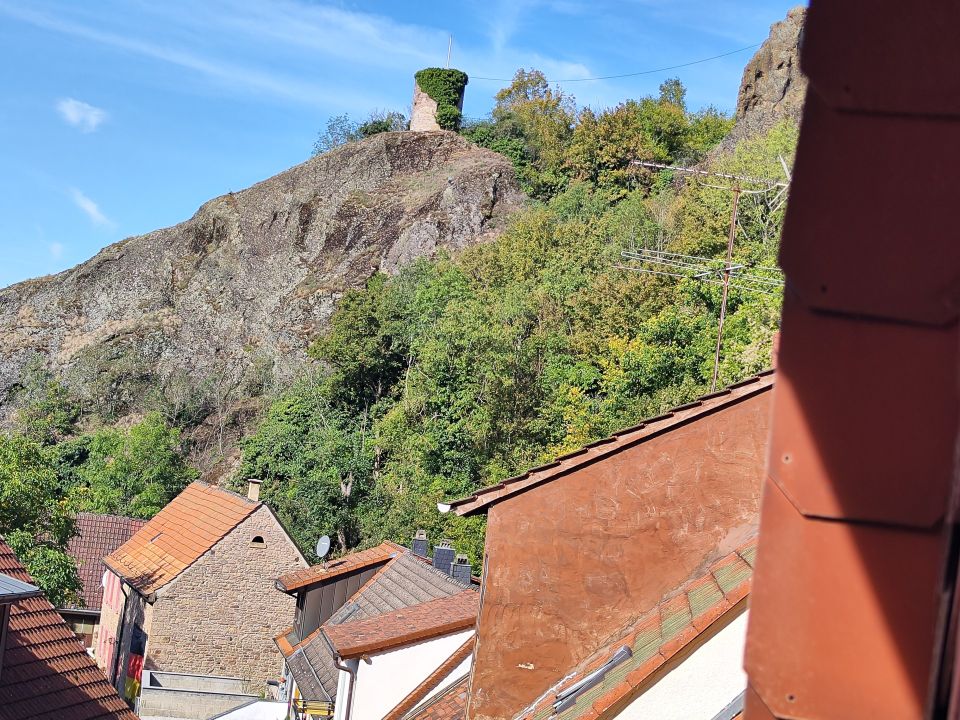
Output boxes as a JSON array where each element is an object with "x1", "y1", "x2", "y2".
[{"x1": 64, "y1": 513, "x2": 146, "y2": 610}]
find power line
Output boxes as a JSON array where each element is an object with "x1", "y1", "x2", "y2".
[{"x1": 469, "y1": 43, "x2": 761, "y2": 83}]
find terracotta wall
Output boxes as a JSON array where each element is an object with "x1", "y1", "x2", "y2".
[
  {"x1": 146, "y1": 506, "x2": 305, "y2": 691},
  {"x1": 467, "y1": 390, "x2": 771, "y2": 720}
]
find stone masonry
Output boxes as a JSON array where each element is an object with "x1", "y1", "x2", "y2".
[
  {"x1": 144, "y1": 506, "x2": 306, "y2": 691},
  {"x1": 410, "y1": 82, "x2": 441, "y2": 131}
]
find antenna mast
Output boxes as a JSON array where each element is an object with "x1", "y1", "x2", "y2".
[
  {"x1": 622, "y1": 161, "x2": 789, "y2": 391},
  {"x1": 446, "y1": 35, "x2": 453, "y2": 68}
]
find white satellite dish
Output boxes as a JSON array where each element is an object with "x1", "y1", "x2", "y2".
[
  {"x1": 101, "y1": 570, "x2": 110, "y2": 588},
  {"x1": 315, "y1": 535, "x2": 331, "y2": 560}
]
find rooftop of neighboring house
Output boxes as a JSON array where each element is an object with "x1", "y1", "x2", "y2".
[
  {"x1": 384, "y1": 638, "x2": 474, "y2": 720},
  {"x1": 63, "y1": 512, "x2": 146, "y2": 612},
  {"x1": 104, "y1": 481, "x2": 262, "y2": 596},
  {"x1": 0, "y1": 537, "x2": 138, "y2": 720},
  {"x1": 324, "y1": 590, "x2": 478, "y2": 658},
  {"x1": 277, "y1": 545, "x2": 476, "y2": 703},
  {"x1": 444, "y1": 370, "x2": 774, "y2": 517},
  {"x1": 512, "y1": 536, "x2": 757, "y2": 720},
  {"x1": 404, "y1": 675, "x2": 470, "y2": 720}
]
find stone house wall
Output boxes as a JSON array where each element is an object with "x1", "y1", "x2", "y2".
[{"x1": 145, "y1": 506, "x2": 306, "y2": 691}]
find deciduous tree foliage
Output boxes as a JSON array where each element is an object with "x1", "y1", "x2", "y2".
[{"x1": 244, "y1": 93, "x2": 797, "y2": 565}]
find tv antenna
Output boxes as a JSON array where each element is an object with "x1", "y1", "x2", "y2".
[
  {"x1": 620, "y1": 160, "x2": 789, "y2": 391},
  {"x1": 315, "y1": 535, "x2": 331, "y2": 569}
]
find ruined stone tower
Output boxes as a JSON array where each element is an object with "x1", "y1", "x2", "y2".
[{"x1": 410, "y1": 68, "x2": 468, "y2": 132}]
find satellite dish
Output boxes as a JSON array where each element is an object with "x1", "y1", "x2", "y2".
[
  {"x1": 315, "y1": 535, "x2": 331, "y2": 560},
  {"x1": 101, "y1": 570, "x2": 110, "y2": 588}
]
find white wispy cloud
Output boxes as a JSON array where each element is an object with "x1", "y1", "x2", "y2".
[
  {"x1": 56, "y1": 97, "x2": 107, "y2": 132},
  {"x1": 49, "y1": 242, "x2": 64, "y2": 259},
  {"x1": 69, "y1": 188, "x2": 114, "y2": 228}
]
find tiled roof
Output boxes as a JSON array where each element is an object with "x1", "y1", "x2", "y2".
[
  {"x1": 407, "y1": 675, "x2": 469, "y2": 720},
  {"x1": 385, "y1": 637, "x2": 474, "y2": 720},
  {"x1": 276, "y1": 542, "x2": 398, "y2": 593},
  {"x1": 282, "y1": 549, "x2": 473, "y2": 702},
  {"x1": 104, "y1": 482, "x2": 259, "y2": 595},
  {"x1": 0, "y1": 538, "x2": 138, "y2": 720},
  {"x1": 445, "y1": 372, "x2": 774, "y2": 516},
  {"x1": 64, "y1": 513, "x2": 146, "y2": 611},
  {"x1": 514, "y1": 537, "x2": 757, "y2": 720},
  {"x1": 325, "y1": 590, "x2": 478, "y2": 659},
  {"x1": 327, "y1": 552, "x2": 472, "y2": 624}
]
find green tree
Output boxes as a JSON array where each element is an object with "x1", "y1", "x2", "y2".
[
  {"x1": 0, "y1": 433, "x2": 81, "y2": 607},
  {"x1": 69, "y1": 412, "x2": 198, "y2": 518}
]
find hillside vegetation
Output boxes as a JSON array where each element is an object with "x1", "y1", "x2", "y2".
[
  {"x1": 0, "y1": 67, "x2": 797, "y2": 602},
  {"x1": 239, "y1": 74, "x2": 798, "y2": 564}
]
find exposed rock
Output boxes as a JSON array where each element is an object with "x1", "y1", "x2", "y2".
[
  {"x1": 0, "y1": 131, "x2": 524, "y2": 466},
  {"x1": 716, "y1": 6, "x2": 807, "y2": 153}
]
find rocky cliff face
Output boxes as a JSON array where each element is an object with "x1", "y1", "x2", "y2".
[
  {"x1": 0, "y1": 131, "x2": 523, "y2": 466},
  {"x1": 716, "y1": 6, "x2": 807, "y2": 153}
]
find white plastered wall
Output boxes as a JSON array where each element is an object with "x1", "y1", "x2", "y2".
[
  {"x1": 344, "y1": 629, "x2": 473, "y2": 720},
  {"x1": 616, "y1": 611, "x2": 748, "y2": 720}
]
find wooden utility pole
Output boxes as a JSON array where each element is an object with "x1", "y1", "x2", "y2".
[{"x1": 711, "y1": 183, "x2": 741, "y2": 392}]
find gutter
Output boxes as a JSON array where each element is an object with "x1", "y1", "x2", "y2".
[
  {"x1": 110, "y1": 581, "x2": 131, "y2": 690},
  {"x1": 323, "y1": 631, "x2": 357, "y2": 720}
]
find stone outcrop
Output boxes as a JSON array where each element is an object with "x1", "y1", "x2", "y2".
[
  {"x1": 0, "y1": 131, "x2": 524, "y2": 468},
  {"x1": 716, "y1": 6, "x2": 807, "y2": 153}
]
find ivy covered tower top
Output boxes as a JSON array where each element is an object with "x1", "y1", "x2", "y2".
[{"x1": 411, "y1": 68, "x2": 468, "y2": 131}]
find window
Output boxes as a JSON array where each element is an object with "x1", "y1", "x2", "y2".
[{"x1": 250, "y1": 536, "x2": 266, "y2": 548}]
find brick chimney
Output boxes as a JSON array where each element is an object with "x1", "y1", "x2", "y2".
[
  {"x1": 451, "y1": 554, "x2": 472, "y2": 585},
  {"x1": 412, "y1": 529, "x2": 429, "y2": 558},
  {"x1": 433, "y1": 539, "x2": 455, "y2": 576},
  {"x1": 247, "y1": 479, "x2": 262, "y2": 502}
]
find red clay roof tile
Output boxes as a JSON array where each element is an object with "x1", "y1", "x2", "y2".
[
  {"x1": 324, "y1": 590, "x2": 478, "y2": 659},
  {"x1": 0, "y1": 538, "x2": 137, "y2": 720},
  {"x1": 103, "y1": 482, "x2": 259, "y2": 595},
  {"x1": 64, "y1": 513, "x2": 146, "y2": 611},
  {"x1": 407, "y1": 675, "x2": 469, "y2": 720},
  {"x1": 276, "y1": 542, "x2": 398, "y2": 593}
]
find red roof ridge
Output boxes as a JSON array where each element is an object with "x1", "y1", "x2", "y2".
[
  {"x1": 276, "y1": 541, "x2": 399, "y2": 593},
  {"x1": 513, "y1": 536, "x2": 758, "y2": 720},
  {"x1": 384, "y1": 637, "x2": 474, "y2": 720},
  {"x1": 104, "y1": 481, "x2": 261, "y2": 596},
  {"x1": 323, "y1": 590, "x2": 479, "y2": 659},
  {"x1": 444, "y1": 371, "x2": 774, "y2": 516}
]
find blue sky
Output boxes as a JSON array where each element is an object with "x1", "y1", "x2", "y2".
[{"x1": 0, "y1": 0, "x2": 800, "y2": 289}]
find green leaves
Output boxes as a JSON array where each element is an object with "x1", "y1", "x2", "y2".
[{"x1": 415, "y1": 68, "x2": 469, "y2": 130}]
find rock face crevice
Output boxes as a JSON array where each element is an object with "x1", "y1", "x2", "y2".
[{"x1": 0, "y1": 131, "x2": 524, "y2": 461}]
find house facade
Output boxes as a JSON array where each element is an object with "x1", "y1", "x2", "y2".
[
  {"x1": 274, "y1": 536, "x2": 477, "y2": 719},
  {"x1": 99, "y1": 480, "x2": 307, "y2": 700},
  {"x1": 443, "y1": 372, "x2": 774, "y2": 720}
]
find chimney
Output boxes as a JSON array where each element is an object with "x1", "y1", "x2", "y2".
[
  {"x1": 412, "y1": 529, "x2": 429, "y2": 558},
  {"x1": 451, "y1": 554, "x2": 472, "y2": 585},
  {"x1": 247, "y1": 479, "x2": 262, "y2": 502},
  {"x1": 433, "y1": 539, "x2": 455, "y2": 576}
]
